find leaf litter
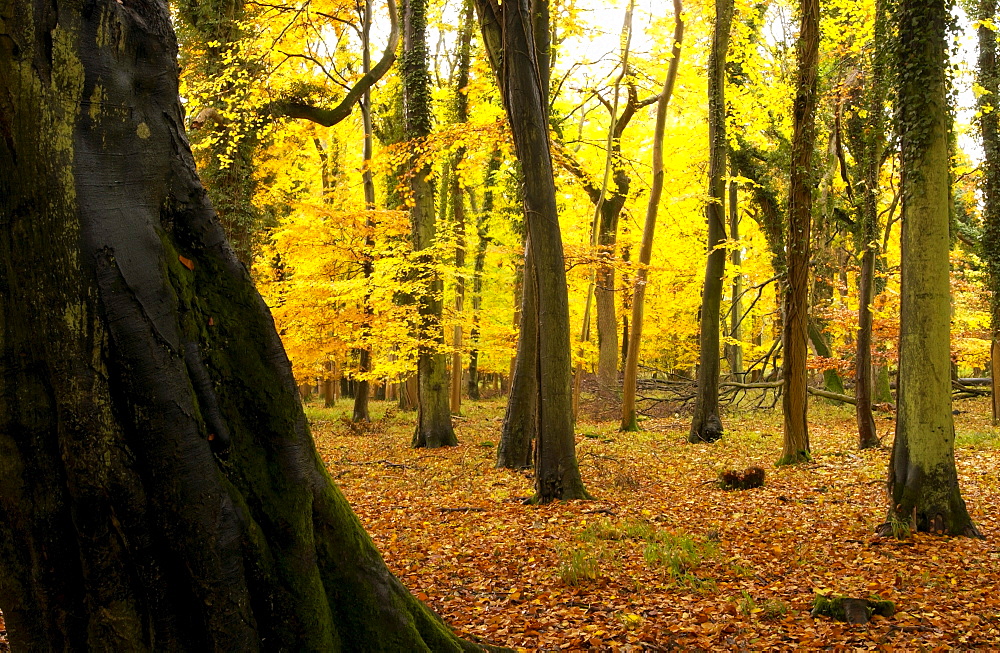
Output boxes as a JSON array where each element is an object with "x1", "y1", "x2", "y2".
[{"x1": 312, "y1": 396, "x2": 1000, "y2": 650}]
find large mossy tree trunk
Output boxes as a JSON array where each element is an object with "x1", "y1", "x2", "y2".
[
  {"x1": 979, "y1": 0, "x2": 1000, "y2": 425},
  {"x1": 778, "y1": 0, "x2": 819, "y2": 465},
  {"x1": 403, "y1": 0, "x2": 457, "y2": 448},
  {"x1": 689, "y1": 0, "x2": 733, "y2": 444},
  {"x1": 883, "y1": 0, "x2": 979, "y2": 537},
  {"x1": 0, "y1": 1, "x2": 496, "y2": 649},
  {"x1": 476, "y1": 0, "x2": 589, "y2": 501}
]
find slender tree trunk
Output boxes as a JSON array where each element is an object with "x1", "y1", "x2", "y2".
[
  {"x1": 621, "y1": 0, "x2": 683, "y2": 431},
  {"x1": 728, "y1": 171, "x2": 744, "y2": 378},
  {"x1": 856, "y1": 246, "x2": 879, "y2": 447},
  {"x1": 689, "y1": 0, "x2": 733, "y2": 443},
  {"x1": 448, "y1": 0, "x2": 475, "y2": 416},
  {"x1": 0, "y1": 2, "x2": 501, "y2": 649},
  {"x1": 778, "y1": 0, "x2": 819, "y2": 465},
  {"x1": 476, "y1": 0, "x2": 589, "y2": 501},
  {"x1": 881, "y1": 0, "x2": 979, "y2": 537},
  {"x1": 980, "y1": 0, "x2": 1000, "y2": 425},
  {"x1": 352, "y1": 0, "x2": 380, "y2": 423},
  {"x1": 575, "y1": 2, "x2": 635, "y2": 402},
  {"x1": 468, "y1": 152, "x2": 501, "y2": 401},
  {"x1": 848, "y1": 8, "x2": 889, "y2": 449},
  {"x1": 403, "y1": 0, "x2": 457, "y2": 447}
]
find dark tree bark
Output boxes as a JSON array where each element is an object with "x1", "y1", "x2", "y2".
[
  {"x1": 495, "y1": 0, "x2": 545, "y2": 472},
  {"x1": 0, "y1": 1, "x2": 501, "y2": 649},
  {"x1": 403, "y1": 0, "x2": 457, "y2": 447},
  {"x1": 880, "y1": 0, "x2": 980, "y2": 537},
  {"x1": 689, "y1": 0, "x2": 733, "y2": 443},
  {"x1": 778, "y1": 0, "x2": 819, "y2": 465},
  {"x1": 476, "y1": 0, "x2": 589, "y2": 500}
]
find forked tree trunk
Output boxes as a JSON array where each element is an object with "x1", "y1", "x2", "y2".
[
  {"x1": 0, "y1": 2, "x2": 498, "y2": 649},
  {"x1": 689, "y1": 0, "x2": 733, "y2": 443},
  {"x1": 403, "y1": 0, "x2": 457, "y2": 447},
  {"x1": 882, "y1": 0, "x2": 979, "y2": 537},
  {"x1": 778, "y1": 0, "x2": 819, "y2": 465},
  {"x1": 620, "y1": 0, "x2": 683, "y2": 432},
  {"x1": 476, "y1": 0, "x2": 589, "y2": 501}
]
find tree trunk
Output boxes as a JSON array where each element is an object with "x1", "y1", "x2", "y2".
[
  {"x1": 352, "y1": 0, "x2": 378, "y2": 424},
  {"x1": 449, "y1": 0, "x2": 475, "y2": 417},
  {"x1": 621, "y1": 0, "x2": 683, "y2": 431},
  {"x1": 476, "y1": 0, "x2": 589, "y2": 501},
  {"x1": 0, "y1": 2, "x2": 498, "y2": 649},
  {"x1": 498, "y1": 247, "x2": 538, "y2": 469},
  {"x1": 403, "y1": 0, "x2": 457, "y2": 447},
  {"x1": 980, "y1": 0, "x2": 1000, "y2": 426},
  {"x1": 882, "y1": 0, "x2": 979, "y2": 537},
  {"x1": 856, "y1": 247, "x2": 879, "y2": 447},
  {"x1": 689, "y1": 0, "x2": 733, "y2": 443},
  {"x1": 727, "y1": 171, "x2": 744, "y2": 378},
  {"x1": 468, "y1": 152, "x2": 501, "y2": 401},
  {"x1": 778, "y1": 0, "x2": 819, "y2": 465}
]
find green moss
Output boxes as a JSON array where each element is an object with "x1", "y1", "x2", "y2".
[{"x1": 811, "y1": 594, "x2": 895, "y2": 621}]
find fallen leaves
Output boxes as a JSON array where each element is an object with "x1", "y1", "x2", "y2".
[{"x1": 309, "y1": 397, "x2": 1000, "y2": 650}]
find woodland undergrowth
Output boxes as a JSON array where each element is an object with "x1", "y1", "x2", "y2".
[{"x1": 307, "y1": 395, "x2": 1000, "y2": 650}]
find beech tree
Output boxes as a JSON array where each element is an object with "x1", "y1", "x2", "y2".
[
  {"x1": 689, "y1": 0, "x2": 733, "y2": 443},
  {"x1": 880, "y1": 0, "x2": 979, "y2": 536},
  {"x1": 979, "y1": 0, "x2": 1000, "y2": 425},
  {"x1": 475, "y1": 0, "x2": 590, "y2": 501},
  {"x1": 402, "y1": 0, "x2": 458, "y2": 447},
  {"x1": 0, "y1": 1, "x2": 498, "y2": 648},
  {"x1": 778, "y1": 0, "x2": 819, "y2": 465}
]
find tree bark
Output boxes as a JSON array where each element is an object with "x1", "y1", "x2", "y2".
[
  {"x1": 498, "y1": 245, "x2": 538, "y2": 469},
  {"x1": 352, "y1": 0, "x2": 380, "y2": 424},
  {"x1": 621, "y1": 0, "x2": 683, "y2": 432},
  {"x1": 0, "y1": 2, "x2": 499, "y2": 648},
  {"x1": 727, "y1": 170, "x2": 744, "y2": 378},
  {"x1": 475, "y1": 0, "x2": 589, "y2": 501},
  {"x1": 468, "y1": 152, "x2": 501, "y2": 401},
  {"x1": 403, "y1": 0, "x2": 457, "y2": 447},
  {"x1": 689, "y1": 0, "x2": 733, "y2": 443},
  {"x1": 448, "y1": 0, "x2": 475, "y2": 416},
  {"x1": 882, "y1": 0, "x2": 979, "y2": 536},
  {"x1": 778, "y1": 0, "x2": 818, "y2": 465},
  {"x1": 980, "y1": 0, "x2": 1000, "y2": 426}
]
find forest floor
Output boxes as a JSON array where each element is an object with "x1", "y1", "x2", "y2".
[{"x1": 308, "y1": 394, "x2": 1000, "y2": 651}]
